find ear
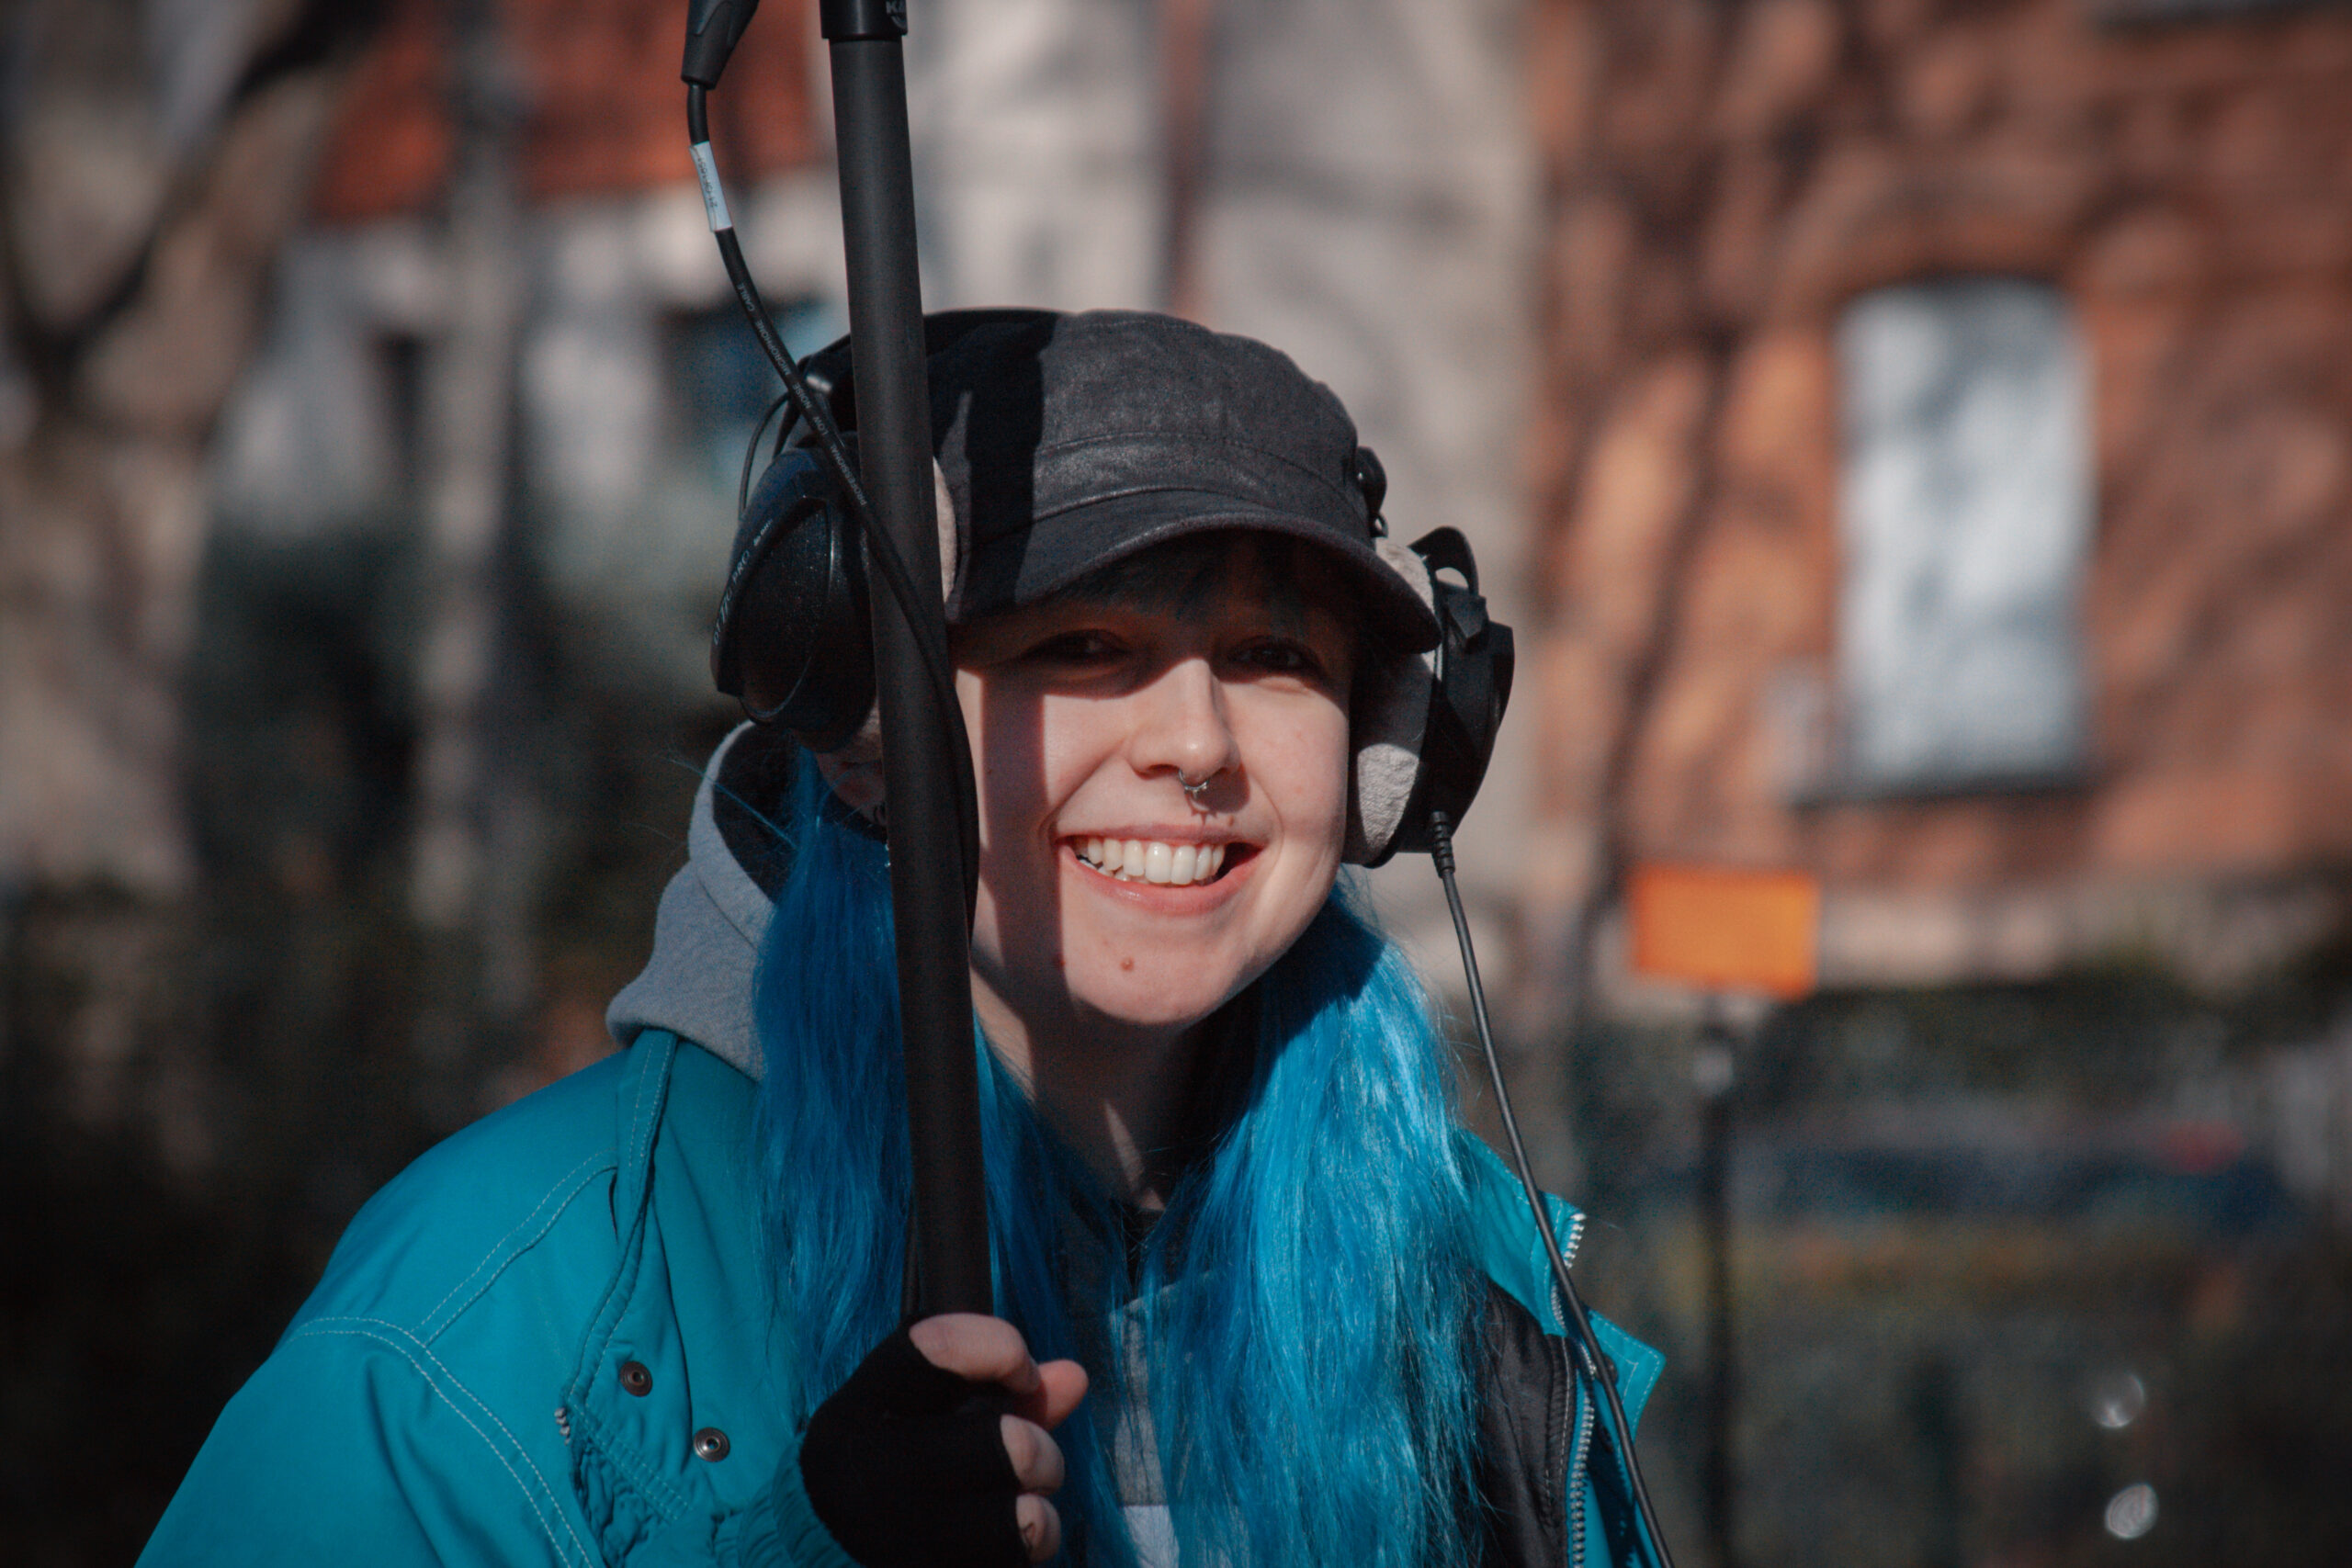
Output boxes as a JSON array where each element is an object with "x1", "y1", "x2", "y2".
[{"x1": 812, "y1": 718, "x2": 887, "y2": 818}]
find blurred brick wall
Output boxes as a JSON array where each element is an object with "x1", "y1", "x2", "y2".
[
  {"x1": 312, "y1": 0, "x2": 820, "y2": 222},
  {"x1": 1527, "y1": 0, "x2": 2352, "y2": 985}
]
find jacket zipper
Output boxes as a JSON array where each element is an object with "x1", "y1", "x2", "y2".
[
  {"x1": 1552, "y1": 1209, "x2": 1590, "y2": 1568},
  {"x1": 1556, "y1": 1280, "x2": 1594, "y2": 1568}
]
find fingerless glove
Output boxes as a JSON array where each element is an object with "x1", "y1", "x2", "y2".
[{"x1": 797, "y1": 1327, "x2": 1028, "y2": 1568}]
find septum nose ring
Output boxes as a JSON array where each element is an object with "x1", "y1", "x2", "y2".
[{"x1": 1177, "y1": 771, "x2": 1214, "y2": 808}]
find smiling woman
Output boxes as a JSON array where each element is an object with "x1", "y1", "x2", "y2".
[{"x1": 140, "y1": 311, "x2": 1661, "y2": 1568}]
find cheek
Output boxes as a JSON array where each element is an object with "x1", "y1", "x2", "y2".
[
  {"x1": 959, "y1": 676, "x2": 1052, "y2": 998},
  {"x1": 1252, "y1": 697, "x2": 1354, "y2": 860},
  {"x1": 959, "y1": 673, "x2": 1051, "y2": 851},
  {"x1": 959, "y1": 682, "x2": 1115, "y2": 931}
]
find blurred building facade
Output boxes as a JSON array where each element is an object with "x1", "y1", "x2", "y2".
[
  {"x1": 1526, "y1": 0, "x2": 2352, "y2": 1190},
  {"x1": 1521, "y1": 5, "x2": 2352, "y2": 1562},
  {"x1": 0, "y1": 0, "x2": 369, "y2": 902}
]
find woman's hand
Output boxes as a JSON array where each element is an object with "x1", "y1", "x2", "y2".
[{"x1": 797, "y1": 1314, "x2": 1089, "y2": 1567}]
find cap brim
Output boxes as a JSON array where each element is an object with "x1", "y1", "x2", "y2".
[{"x1": 957, "y1": 488, "x2": 1441, "y2": 653}]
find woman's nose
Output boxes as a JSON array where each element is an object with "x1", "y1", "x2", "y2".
[{"x1": 1132, "y1": 657, "x2": 1240, "y2": 785}]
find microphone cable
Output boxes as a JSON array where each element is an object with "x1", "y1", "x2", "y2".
[{"x1": 686, "y1": 79, "x2": 980, "y2": 919}]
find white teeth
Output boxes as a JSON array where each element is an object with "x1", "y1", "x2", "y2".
[{"x1": 1074, "y1": 838, "x2": 1230, "y2": 886}]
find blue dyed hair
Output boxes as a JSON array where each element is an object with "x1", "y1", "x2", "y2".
[{"x1": 752, "y1": 759, "x2": 1484, "y2": 1568}]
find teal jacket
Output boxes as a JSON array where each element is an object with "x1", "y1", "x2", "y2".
[
  {"x1": 143, "y1": 730, "x2": 1661, "y2": 1566},
  {"x1": 141, "y1": 1031, "x2": 1660, "y2": 1566}
]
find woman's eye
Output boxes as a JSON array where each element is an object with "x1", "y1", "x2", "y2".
[
  {"x1": 1230, "y1": 639, "x2": 1322, "y2": 678},
  {"x1": 1025, "y1": 630, "x2": 1125, "y2": 665}
]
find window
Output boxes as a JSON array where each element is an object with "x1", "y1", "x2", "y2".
[{"x1": 1836, "y1": 277, "x2": 2091, "y2": 792}]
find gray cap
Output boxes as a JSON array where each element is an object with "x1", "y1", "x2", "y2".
[{"x1": 920, "y1": 310, "x2": 1440, "y2": 651}]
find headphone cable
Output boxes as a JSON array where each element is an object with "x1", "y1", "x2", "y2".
[
  {"x1": 1428, "y1": 809, "x2": 1679, "y2": 1568},
  {"x1": 738, "y1": 389, "x2": 793, "y2": 519}
]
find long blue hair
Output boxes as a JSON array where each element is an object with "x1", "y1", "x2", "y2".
[{"x1": 751, "y1": 758, "x2": 1485, "y2": 1567}]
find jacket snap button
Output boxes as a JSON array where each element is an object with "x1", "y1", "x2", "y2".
[
  {"x1": 693, "y1": 1427, "x2": 731, "y2": 1462},
  {"x1": 619, "y1": 1360, "x2": 653, "y2": 1397}
]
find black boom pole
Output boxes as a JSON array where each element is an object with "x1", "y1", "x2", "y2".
[{"x1": 817, "y1": 0, "x2": 994, "y2": 1319}]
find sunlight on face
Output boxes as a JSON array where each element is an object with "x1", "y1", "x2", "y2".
[{"x1": 952, "y1": 536, "x2": 1357, "y2": 1067}]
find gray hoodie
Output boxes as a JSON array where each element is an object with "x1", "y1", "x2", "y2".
[{"x1": 605, "y1": 722, "x2": 786, "y2": 1081}]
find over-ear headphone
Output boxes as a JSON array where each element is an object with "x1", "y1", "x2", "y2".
[
  {"x1": 711, "y1": 310, "x2": 1055, "y2": 751},
  {"x1": 708, "y1": 310, "x2": 1514, "y2": 864},
  {"x1": 1379, "y1": 525, "x2": 1514, "y2": 865},
  {"x1": 712, "y1": 428, "x2": 873, "y2": 752}
]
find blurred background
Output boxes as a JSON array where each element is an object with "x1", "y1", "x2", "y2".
[{"x1": 5, "y1": 0, "x2": 2350, "y2": 1562}]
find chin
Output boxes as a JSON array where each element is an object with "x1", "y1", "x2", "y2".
[{"x1": 1059, "y1": 955, "x2": 1258, "y2": 1037}]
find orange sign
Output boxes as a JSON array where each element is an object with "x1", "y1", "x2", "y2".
[{"x1": 1628, "y1": 863, "x2": 1821, "y2": 999}]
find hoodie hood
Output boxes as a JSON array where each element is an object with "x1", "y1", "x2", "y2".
[{"x1": 605, "y1": 723, "x2": 787, "y2": 1080}]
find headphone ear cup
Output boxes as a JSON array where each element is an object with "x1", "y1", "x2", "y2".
[
  {"x1": 1385, "y1": 526, "x2": 1514, "y2": 858},
  {"x1": 712, "y1": 446, "x2": 876, "y2": 750}
]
